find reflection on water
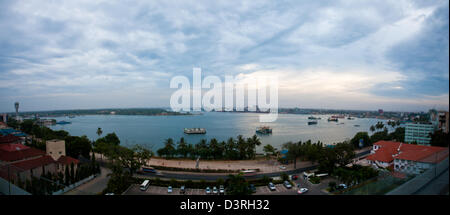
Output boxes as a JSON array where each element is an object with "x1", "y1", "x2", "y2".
[{"x1": 48, "y1": 112, "x2": 392, "y2": 151}]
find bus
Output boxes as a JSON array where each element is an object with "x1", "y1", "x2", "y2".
[
  {"x1": 140, "y1": 180, "x2": 150, "y2": 191},
  {"x1": 240, "y1": 169, "x2": 258, "y2": 176},
  {"x1": 141, "y1": 166, "x2": 156, "y2": 174}
]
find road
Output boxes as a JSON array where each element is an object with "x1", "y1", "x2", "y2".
[
  {"x1": 135, "y1": 150, "x2": 371, "y2": 181},
  {"x1": 64, "y1": 167, "x2": 111, "y2": 195}
]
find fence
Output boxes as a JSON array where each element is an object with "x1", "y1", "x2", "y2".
[{"x1": 52, "y1": 174, "x2": 96, "y2": 195}]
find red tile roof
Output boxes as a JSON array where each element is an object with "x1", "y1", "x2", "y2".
[
  {"x1": 0, "y1": 134, "x2": 21, "y2": 144},
  {"x1": 57, "y1": 155, "x2": 79, "y2": 165},
  {"x1": 10, "y1": 155, "x2": 55, "y2": 171},
  {"x1": 0, "y1": 144, "x2": 46, "y2": 162},
  {"x1": 367, "y1": 141, "x2": 449, "y2": 164}
]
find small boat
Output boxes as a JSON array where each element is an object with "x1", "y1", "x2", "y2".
[
  {"x1": 347, "y1": 117, "x2": 355, "y2": 120},
  {"x1": 68, "y1": 115, "x2": 75, "y2": 118},
  {"x1": 308, "y1": 116, "x2": 321, "y2": 120},
  {"x1": 256, "y1": 126, "x2": 272, "y2": 134},
  {"x1": 327, "y1": 117, "x2": 338, "y2": 122},
  {"x1": 184, "y1": 128, "x2": 206, "y2": 134},
  {"x1": 308, "y1": 121, "x2": 318, "y2": 125},
  {"x1": 56, "y1": 121, "x2": 71, "y2": 125},
  {"x1": 354, "y1": 125, "x2": 360, "y2": 127}
]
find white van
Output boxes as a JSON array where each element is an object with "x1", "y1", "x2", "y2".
[{"x1": 140, "y1": 180, "x2": 150, "y2": 191}]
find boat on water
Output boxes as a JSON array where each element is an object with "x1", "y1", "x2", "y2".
[
  {"x1": 307, "y1": 116, "x2": 321, "y2": 120},
  {"x1": 327, "y1": 117, "x2": 338, "y2": 122},
  {"x1": 56, "y1": 121, "x2": 71, "y2": 125},
  {"x1": 68, "y1": 115, "x2": 75, "y2": 118},
  {"x1": 256, "y1": 126, "x2": 272, "y2": 134},
  {"x1": 347, "y1": 117, "x2": 355, "y2": 120},
  {"x1": 184, "y1": 128, "x2": 206, "y2": 134},
  {"x1": 308, "y1": 121, "x2": 318, "y2": 125},
  {"x1": 354, "y1": 125, "x2": 360, "y2": 127}
]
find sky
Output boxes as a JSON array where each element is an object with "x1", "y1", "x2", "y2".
[{"x1": 0, "y1": 0, "x2": 448, "y2": 113}]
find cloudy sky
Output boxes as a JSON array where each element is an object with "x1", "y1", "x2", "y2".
[{"x1": 0, "y1": 0, "x2": 448, "y2": 113}]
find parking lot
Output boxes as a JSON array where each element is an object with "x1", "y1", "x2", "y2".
[
  {"x1": 123, "y1": 174, "x2": 329, "y2": 195},
  {"x1": 125, "y1": 184, "x2": 224, "y2": 195}
]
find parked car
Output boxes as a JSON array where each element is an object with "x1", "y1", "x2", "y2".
[
  {"x1": 213, "y1": 186, "x2": 218, "y2": 194},
  {"x1": 105, "y1": 193, "x2": 114, "y2": 195},
  {"x1": 279, "y1": 166, "x2": 287, "y2": 170},
  {"x1": 283, "y1": 181, "x2": 292, "y2": 189},
  {"x1": 168, "y1": 186, "x2": 172, "y2": 193},
  {"x1": 180, "y1": 186, "x2": 186, "y2": 194},
  {"x1": 298, "y1": 188, "x2": 308, "y2": 194},
  {"x1": 219, "y1": 185, "x2": 225, "y2": 195},
  {"x1": 291, "y1": 175, "x2": 299, "y2": 180},
  {"x1": 249, "y1": 184, "x2": 256, "y2": 193},
  {"x1": 268, "y1": 182, "x2": 276, "y2": 191},
  {"x1": 206, "y1": 187, "x2": 211, "y2": 194}
]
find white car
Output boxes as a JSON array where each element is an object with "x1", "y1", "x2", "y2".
[
  {"x1": 168, "y1": 186, "x2": 173, "y2": 193},
  {"x1": 213, "y1": 186, "x2": 218, "y2": 194},
  {"x1": 283, "y1": 181, "x2": 292, "y2": 189},
  {"x1": 339, "y1": 184, "x2": 347, "y2": 189},
  {"x1": 219, "y1": 185, "x2": 225, "y2": 195},
  {"x1": 206, "y1": 187, "x2": 211, "y2": 194},
  {"x1": 268, "y1": 182, "x2": 276, "y2": 191},
  {"x1": 297, "y1": 188, "x2": 308, "y2": 194},
  {"x1": 279, "y1": 166, "x2": 287, "y2": 170}
]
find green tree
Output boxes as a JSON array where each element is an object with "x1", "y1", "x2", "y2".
[
  {"x1": 263, "y1": 144, "x2": 276, "y2": 158},
  {"x1": 282, "y1": 141, "x2": 302, "y2": 169},
  {"x1": 350, "y1": 132, "x2": 370, "y2": 148},
  {"x1": 226, "y1": 173, "x2": 252, "y2": 195}
]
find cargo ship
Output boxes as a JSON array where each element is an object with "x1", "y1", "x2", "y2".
[
  {"x1": 256, "y1": 126, "x2": 272, "y2": 134},
  {"x1": 184, "y1": 128, "x2": 206, "y2": 134}
]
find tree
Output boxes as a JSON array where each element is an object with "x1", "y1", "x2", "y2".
[
  {"x1": 350, "y1": 132, "x2": 370, "y2": 148},
  {"x1": 177, "y1": 137, "x2": 189, "y2": 158},
  {"x1": 282, "y1": 141, "x2": 302, "y2": 169},
  {"x1": 96, "y1": 127, "x2": 103, "y2": 138},
  {"x1": 263, "y1": 144, "x2": 276, "y2": 158},
  {"x1": 429, "y1": 130, "x2": 449, "y2": 147},
  {"x1": 333, "y1": 142, "x2": 355, "y2": 167},
  {"x1": 226, "y1": 173, "x2": 252, "y2": 195}
]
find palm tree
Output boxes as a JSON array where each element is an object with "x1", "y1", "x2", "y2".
[
  {"x1": 96, "y1": 127, "x2": 103, "y2": 160},
  {"x1": 370, "y1": 125, "x2": 375, "y2": 132}
]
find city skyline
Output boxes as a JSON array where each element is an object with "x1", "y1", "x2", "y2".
[{"x1": 0, "y1": 0, "x2": 449, "y2": 112}]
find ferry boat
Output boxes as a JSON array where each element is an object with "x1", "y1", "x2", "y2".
[
  {"x1": 327, "y1": 117, "x2": 338, "y2": 122},
  {"x1": 256, "y1": 126, "x2": 272, "y2": 134},
  {"x1": 56, "y1": 121, "x2": 71, "y2": 125},
  {"x1": 184, "y1": 128, "x2": 206, "y2": 134},
  {"x1": 308, "y1": 121, "x2": 318, "y2": 125}
]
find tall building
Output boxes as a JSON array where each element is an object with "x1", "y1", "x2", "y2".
[
  {"x1": 404, "y1": 123, "x2": 436, "y2": 146},
  {"x1": 14, "y1": 102, "x2": 19, "y2": 120},
  {"x1": 438, "y1": 111, "x2": 449, "y2": 133}
]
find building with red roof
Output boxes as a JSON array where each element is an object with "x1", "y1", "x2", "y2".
[
  {"x1": 366, "y1": 140, "x2": 449, "y2": 175},
  {"x1": 0, "y1": 134, "x2": 21, "y2": 144},
  {"x1": 0, "y1": 140, "x2": 79, "y2": 182}
]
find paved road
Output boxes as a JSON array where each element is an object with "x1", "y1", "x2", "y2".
[
  {"x1": 135, "y1": 150, "x2": 371, "y2": 181},
  {"x1": 64, "y1": 167, "x2": 111, "y2": 195}
]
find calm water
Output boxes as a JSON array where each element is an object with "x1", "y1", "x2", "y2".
[{"x1": 48, "y1": 112, "x2": 391, "y2": 152}]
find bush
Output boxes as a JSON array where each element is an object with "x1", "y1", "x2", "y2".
[{"x1": 309, "y1": 176, "x2": 321, "y2": 184}]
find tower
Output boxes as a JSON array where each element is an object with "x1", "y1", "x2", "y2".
[{"x1": 14, "y1": 102, "x2": 19, "y2": 119}]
